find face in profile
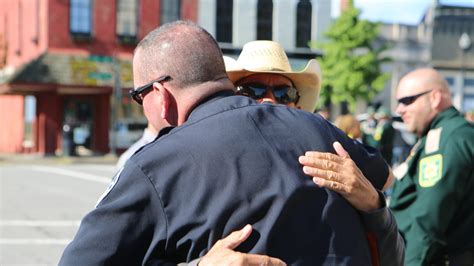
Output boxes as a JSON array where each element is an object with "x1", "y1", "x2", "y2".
[{"x1": 395, "y1": 79, "x2": 434, "y2": 136}]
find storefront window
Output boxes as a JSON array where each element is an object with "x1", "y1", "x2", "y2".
[{"x1": 23, "y1": 95, "x2": 36, "y2": 151}]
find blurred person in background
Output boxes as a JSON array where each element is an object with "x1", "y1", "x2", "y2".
[
  {"x1": 334, "y1": 114, "x2": 362, "y2": 141},
  {"x1": 361, "y1": 105, "x2": 378, "y2": 146},
  {"x1": 316, "y1": 106, "x2": 331, "y2": 120},
  {"x1": 390, "y1": 68, "x2": 474, "y2": 266},
  {"x1": 373, "y1": 107, "x2": 395, "y2": 164},
  {"x1": 465, "y1": 109, "x2": 474, "y2": 124},
  {"x1": 115, "y1": 123, "x2": 159, "y2": 169}
]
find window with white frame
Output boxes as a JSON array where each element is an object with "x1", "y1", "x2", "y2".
[
  {"x1": 70, "y1": 0, "x2": 92, "y2": 37},
  {"x1": 116, "y1": 0, "x2": 138, "y2": 44},
  {"x1": 160, "y1": 0, "x2": 181, "y2": 25}
]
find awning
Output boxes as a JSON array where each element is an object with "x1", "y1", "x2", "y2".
[{"x1": 0, "y1": 52, "x2": 133, "y2": 95}]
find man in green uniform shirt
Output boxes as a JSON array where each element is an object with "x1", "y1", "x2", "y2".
[
  {"x1": 373, "y1": 107, "x2": 396, "y2": 164},
  {"x1": 390, "y1": 68, "x2": 474, "y2": 265}
]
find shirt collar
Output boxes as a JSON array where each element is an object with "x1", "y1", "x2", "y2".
[
  {"x1": 156, "y1": 126, "x2": 175, "y2": 140},
  {"x1": 427, "y1": 106, "x2": 459, "y2": 132},
  {"x1": 186, "y1": 90, "x2": 248, "y2": 122}
]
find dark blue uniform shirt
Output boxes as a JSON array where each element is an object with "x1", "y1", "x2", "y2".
[{"x1": 60, "y1": 93, "x2": 389, "y2": 265}]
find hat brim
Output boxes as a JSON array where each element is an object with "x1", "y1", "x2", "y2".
[{"x1": 226, "y1": 59, "x2": 321, "y2": 112}]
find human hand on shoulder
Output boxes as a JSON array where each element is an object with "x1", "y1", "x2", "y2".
[
  {"x1": 199, "y1": 224, "x2": 286, "y2": 266},
  {"x1": 299, "y1": 142, "x2": 382, "y2": 212}
]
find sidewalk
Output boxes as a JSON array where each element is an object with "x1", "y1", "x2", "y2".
[{"x1": 0, "y1": 153, "x2": 118, "y2": 165}]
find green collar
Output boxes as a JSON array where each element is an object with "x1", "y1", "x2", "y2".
[{"x1": 426, "y1": 106, "x2": 459, "y2": 134}]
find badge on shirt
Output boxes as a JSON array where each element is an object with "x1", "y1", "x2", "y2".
[
  {"x1": 419, "y1": 154, "x2": 443, "y2": 187},
  {"x1": 95, "y1": 167, "x2": 123, "y2": 208},
  {"x1": 425, "y1": 127, "x2": 442, "y2": 154}
]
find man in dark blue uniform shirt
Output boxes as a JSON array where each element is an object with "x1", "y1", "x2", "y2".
[{"x1": 60, "y1": 21, "x2": 402, "y2": 265}]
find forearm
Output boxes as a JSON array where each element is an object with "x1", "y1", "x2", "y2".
[{"x1": 361, "y1": 192, "x2": 405, "y2": 266}]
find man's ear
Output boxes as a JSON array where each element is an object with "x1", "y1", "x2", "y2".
[
  {"x1": 153, "y1": 82, "x2": 170, "y2": 120},
  {"x1": 430, "y1": 89, "x2": 442, "y2": 109},
  {"x1": 154, "y1": 82, "x2": 178, "y2": 125}
]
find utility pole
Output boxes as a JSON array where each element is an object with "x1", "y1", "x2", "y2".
[
  {"x1": 110, "y1": 56, "x2": 122, "y2": 155},
  {"x1": 458, "y1": 33, "x2": 471, "y2": 111}
]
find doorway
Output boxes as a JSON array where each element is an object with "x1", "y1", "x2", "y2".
[{"x1": 62, "y1": 98, "x2": 94, "y2": 156}]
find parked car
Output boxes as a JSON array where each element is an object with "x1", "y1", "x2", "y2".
[{"x1": 109, "y1": 120, "x2": 148, "y2": 149}]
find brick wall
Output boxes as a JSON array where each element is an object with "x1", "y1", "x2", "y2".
[{"x1": 0, "y1": 95, "x2": 25, "y2": 153}]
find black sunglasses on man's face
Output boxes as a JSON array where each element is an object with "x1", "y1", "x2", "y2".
[
  {"x1": 397, "y1": 89, "x2": 432, "y2": 106},
  {"x1": 236, "y1": 83, "x2": 300, "y2": 104},
  {"x1": 129, "y1": 75, "x2": 172, "y2": 105}
]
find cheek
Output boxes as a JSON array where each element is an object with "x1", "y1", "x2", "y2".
[{"x1": 142, "y1": 99, "x2": 157, "y2": 120}]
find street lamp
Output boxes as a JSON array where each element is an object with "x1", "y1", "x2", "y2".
[{"x1": 458, "y1": 32, "x2": 471, "y2": 111}]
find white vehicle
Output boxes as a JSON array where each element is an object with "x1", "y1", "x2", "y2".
[{"x1": 110, "y1": 120, "x2": 147, "y2": 149}]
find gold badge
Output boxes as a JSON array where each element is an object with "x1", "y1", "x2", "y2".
[
  {"x1": 419, "y1": 154, "x2": 443, "y2": 187},
  {"x1": 425, "y1": 128, "x2": 442, "y2": 154}
]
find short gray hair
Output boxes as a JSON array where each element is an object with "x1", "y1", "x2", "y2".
[{"x1": 135, "y1": 21, "x2": 226, "y2": 89}]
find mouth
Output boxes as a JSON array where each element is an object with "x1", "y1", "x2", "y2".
[{"x1": 401, "y1": 115, "x2": 409, "y2": 123}]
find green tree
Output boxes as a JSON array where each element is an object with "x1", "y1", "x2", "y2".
[{"x1": 312, "y1": 0, "x2": 390, "y2": 111}]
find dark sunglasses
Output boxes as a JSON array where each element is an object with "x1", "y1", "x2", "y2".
[
  {"x1": 397, "y1": 89, "x2": 432, "y2": 106},
  {"x1": 129, "y1": 75, "x2": 172, "y2": 105},
  {"x1": 236, "y1": 83, "x2": 300, "y2": 104}
]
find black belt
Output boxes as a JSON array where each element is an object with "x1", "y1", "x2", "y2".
[{"x1": 430, "y1": 249, "x2": 474, "y2": 266}]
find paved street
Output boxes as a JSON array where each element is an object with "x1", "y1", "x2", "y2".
[{"x1": 0, "y1": 158, "x2": 117, "y2": 265}]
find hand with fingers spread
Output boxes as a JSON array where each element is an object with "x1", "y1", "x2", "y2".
[
  {"x1": 199, "y1": 224, "x2": 286, "y2": 266},
  {"x1": 299, "y1": 141, "x2": 382, "y2": 212}
]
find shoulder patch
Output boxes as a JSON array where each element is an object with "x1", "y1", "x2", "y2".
[
  {"x1": 425, "y1": 127, "x2": 442, "y2": 154},
  {"x1": 393, "y1": 162, "x2": 408, "y2": 180},
  {"x1": 419, "y1": 154, "x2": 443, "y2": 187},
  {"x1": 95, "y1": 167, "x2": 124, "y2": 208}
]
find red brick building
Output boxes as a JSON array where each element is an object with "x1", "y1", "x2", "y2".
[{"x1": 0, "y1": 0, "x2": 197, "y2": 155}]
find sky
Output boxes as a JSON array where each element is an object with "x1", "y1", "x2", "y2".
[{"x1": 331, "y1": 0, "x2": 474, "y2": 25}]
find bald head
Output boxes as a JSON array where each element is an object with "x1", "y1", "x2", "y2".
[
  {"x1": 396, "y1": 68, "x2": 453, "y2": 136},
  {"x1": 135, "y1": 21, "x2": 227, "y2": 89},
  {"x1": 399, "y1": 68, "x2": 450, "y2": 95}
]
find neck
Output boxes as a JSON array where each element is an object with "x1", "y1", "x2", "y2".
[{"x1": 175, "y1": 77, "x2": 235, "y2": 125}]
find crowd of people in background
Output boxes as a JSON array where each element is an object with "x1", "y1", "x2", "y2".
[
  {"x1": 322, "y1": 105, "x2": 474, "y2": 169},
  {"x1": 320, "y1": 105, "x2": 411, "y2": 167}
]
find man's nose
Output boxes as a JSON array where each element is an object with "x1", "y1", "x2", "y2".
[
  {"x1": 395, "y1": 103, "x2": 404, "y2": 115},
  {"x1": 258, "y1": 89, "x2": 277, "y2": 104}
]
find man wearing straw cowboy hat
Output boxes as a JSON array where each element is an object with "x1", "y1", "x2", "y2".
[
  {"x1": 223, "y1": 40, "x2": 403, "y2": 266},
  {"x1": 61, "y1": 21, "x2": 401, "y2": 265},
  {"x1": 224, "y1": 41, "x2": 321, "y2": 113}
]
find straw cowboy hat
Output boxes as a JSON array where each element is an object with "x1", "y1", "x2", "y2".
[{"x1": 224, "y1": 40, "x2": 322, "y2": 112}]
